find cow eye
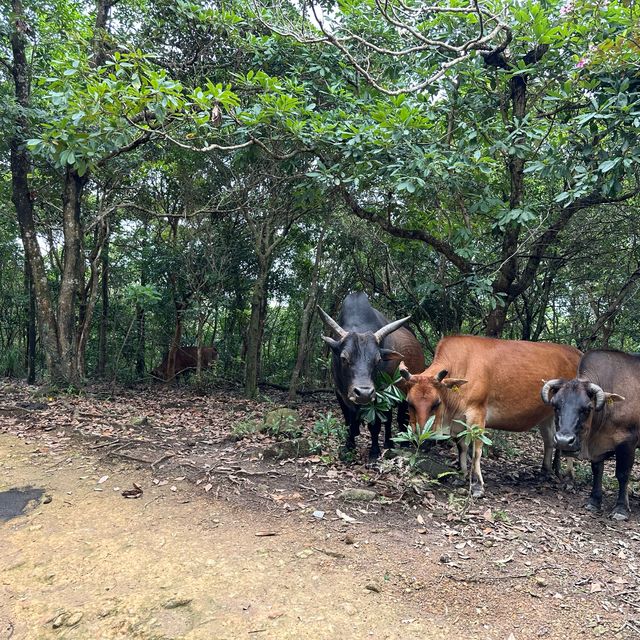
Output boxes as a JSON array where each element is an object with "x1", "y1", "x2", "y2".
[
  {"x1": 340, "y1": 353, "x2": 350, "y2": 364},
  {"x1": 431, "y1": 399, "x2": 441, "y2": 410}
]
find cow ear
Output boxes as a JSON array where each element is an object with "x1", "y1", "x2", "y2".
[
  {"x1": 441, "y1": 378, "x2": 468, "y2": 391},
  {"x1": 380, "y1": 348, "x2": 404, "y2": 361},
  {"x1": 603, "y1": 392, "x2": 625, "y2": 407},
  {"x1": 322, "y1": 336, "x2": 342, "y2": 351},
  {"x1": 398, "y1": 361, "x2": 413, "y2": 381}
]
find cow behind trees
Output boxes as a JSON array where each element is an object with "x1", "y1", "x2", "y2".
[
  {"x1": 541, "y1": 349, "x2": 637, "y2": 520},
  {"x1": 399, "y1": 335, "x2": 582, "y2": 497},
  {"x1": 318, "y1": 292, "x2": 425, "y2": 462},
  {"x1": 151, "y1": 346, "x2": 218, "y2": 381}
]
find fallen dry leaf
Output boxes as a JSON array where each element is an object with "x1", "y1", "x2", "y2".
[{"x1": 336, "y1": 508, "x2": 359, "y2": 524}]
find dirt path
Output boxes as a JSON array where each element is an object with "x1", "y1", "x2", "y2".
[
  {"x1": 1, "y1": 433, "x2": 451, "y2": 640},
  {"x1": 2, "y1": 382, "x2": 640, "y2": 639}
]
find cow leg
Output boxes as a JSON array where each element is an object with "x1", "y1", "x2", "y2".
[
  {"x1": 465, "y1": 409, "x2": 486, "y2": 498},
  {"x1": 538, "y1": 420, "x2": 556, "y2": 478},
  {"x1": 383, "y1": 410, "x2": 394, "y2": 451},
  {"x1": 336, "y1": 394, "x2": 359, "y2": 461},
  {"x1": 587, "y1": 460, "x2": 604, "y2": 512},
  {"x1": 367, "y1": 416, "x2": 382, "y2": 463},
  {"x1": 397, "y1": 400, "x2": 408, "y2": 431},
  {"x1": 611, "y1": 442, "x2": 635, "y2": 521},
  {"x1": 470, "y1": 438, "x2": 485, "y2": 498},
  {"x1": 456, "y1": 438, "x2": 469, "y2": 476}
]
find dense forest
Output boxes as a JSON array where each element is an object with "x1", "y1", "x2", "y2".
[{"x1": 1, "y1": 0, "x2": 639, "y2": 395}]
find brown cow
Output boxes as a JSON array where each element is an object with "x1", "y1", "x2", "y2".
[
  {"x1": 151, "y1": 346, "x2": 218, "y2": 381},
  {"x1": 400, "y1": 335, "x2": 581, "y2": 497},
  {"x1": 541, "y1": 349, "x2": 637, "y2": 520}
]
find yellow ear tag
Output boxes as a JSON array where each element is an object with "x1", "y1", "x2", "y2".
[
  {"x1": 607, "y1": 396, "x2": 614, "y2": 406},
  {"x1": 451, "y1": 385, "x2": 460, "y2": 393}
]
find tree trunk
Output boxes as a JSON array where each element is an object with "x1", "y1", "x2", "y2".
[
  {"x1": 244, "y1": 264, "x2": 270, "y2": 398},
  {"x1": 485, "y1": 72, "x2": 528, "y2": 337},
  {"x1": 76, "y1": 217, "x2": 108, "y2": 377},
  {"x1": 167, "y1": 300, "x2": 187, "y2": 382},
  {"x1": 97, "y1": 237, "x2": 109, "y2": 377},
  {"x1": 9, "y1": 0, "x2": 114, "y2": 385},
  {"x1": 135, "y1": 263, "x2": 147, "y2": 377},
  {"x1": 10, "y1": 0, "x2": 61, "y2": 379},
  {"x1": 135, "y1": 303, "x2": 145, "y2": 377},
  {"x1": 24, "y1": 258, "x2": 36, "y2": 384},
  {"x1": 57, "y1": 168, "x2": 87, "y2": 382},
  {"x1": 195, "y1": 312, "x2": 207, "y2": 375},
  {"x1": 289, "y1": 233, "x2": 324, "y2": 400}
]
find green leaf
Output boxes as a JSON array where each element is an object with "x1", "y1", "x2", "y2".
[{"x1": 598, "y1": 158, "x2": 620, "y2": 173}]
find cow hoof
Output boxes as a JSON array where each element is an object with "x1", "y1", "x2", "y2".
[
  {"x1": 383, "y1": 440, "x2": 394, "y2": 451},
  {"x1": 366, "y1": 447, "x2": 382, "y2": 465},
  {"x1": 366, "y1": 453, "x2": 381, "y2": 468},
  {"x1": 471, "y1": 484, "x2": 485, "y2": 499},
  {"x1": 585, "y1": 501, "x2": 602, "y2": 512},
  {"x1": 537, "y1": 468, "x2": 558, "y2": 483},
  {"x1": 610, "y1": 507, "x2": 630, "y2": 521}
]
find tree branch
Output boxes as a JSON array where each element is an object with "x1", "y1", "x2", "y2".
[
  {"x1": 339, "y1": 186, "x2": 472, "y2": 273},
  {"x1": 512, "y1": 188, "x2": 640, "y2": 297}
]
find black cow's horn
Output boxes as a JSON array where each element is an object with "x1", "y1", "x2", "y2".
[
  {"x1": 373, "y1": 316, "x2": 411, "y2": 343},
  {"x1": 317, "y1": 306, "x2": 348, "y2": 340},
  {"x1": 586, "y1": 382, "x2": 606, "y2": 411},
  {"x1": 541, "y1": 379, "x2": 563, "y2": 404}
]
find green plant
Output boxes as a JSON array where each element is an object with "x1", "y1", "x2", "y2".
[
  {"x1": 392, "y1": 415, "x2": 450, "y2": 467},
  {"x1": 454, "y1": 420, "x2": 493, "y2": 447},
  {"x1": 263, "y1": 414, "x2": 303, "y2": 440},
  {"x1": 338, "y1": 446, "x2": 358, "y2": 464},
  {"x1": 454, "y1": 420, "x2": 493, "y2": 501},
  {"x1": 490, "y1": 431, "x2": 521, "y2": 459},
  {"x1": 0, "y1": 347, "x2": 22, "y2": 378},
  {"x1": 493, "y1": 509, "x2": 511, "y2": 524},
  {"x1": 571, "y1": 460, "x2": 591, "y2": 485},
  {"x1": 230, "y1": 418, "x2": 260, "y2": 441},
  {"x1": 359, "y1": 369, "x2": 406, "y2": 425},
  {"x1": 309, "y1": 411, "x2": 347, "y2": 453},
  {"x1": 188, "y1": 366, "x2": 220, "y2": 393}
]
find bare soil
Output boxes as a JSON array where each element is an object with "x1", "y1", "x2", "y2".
[{"x1": 1, "y1": 379, "x2": 640, "y2": 640}]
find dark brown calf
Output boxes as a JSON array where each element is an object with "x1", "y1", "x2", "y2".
[{"x1": 151, "y1": 346, "x2": 218, "y2": 381}]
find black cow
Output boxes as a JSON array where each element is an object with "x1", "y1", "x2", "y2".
[
  {"x1": 318, "y1": 292, "x2": 425, "y2": 462},
  {"x1": 541, "y1": 349, "x2": 637, "y2": 520}
]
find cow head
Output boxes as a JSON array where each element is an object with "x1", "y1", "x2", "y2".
[
  {"x1": 541, "y1": 378, "x2": 624, "y2": 452},
  {"x1": 318, "y1": 307, "x2": 408, "y2": 405},
  {"x1": 399, "y1": 367, "x2": 468, "y2": 429}
]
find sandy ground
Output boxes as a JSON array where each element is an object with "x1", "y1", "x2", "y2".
[
  {"x1": 2, "y1": 381, "x2": 640, "y2": 639},
  {"x1": 1, "y1": 433, "x2": 455, "y2": 640}
]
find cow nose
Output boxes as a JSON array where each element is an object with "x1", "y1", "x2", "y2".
[
  {"x1": 554, "y1": 433, "x2": 577, "y2": 449},
  {"x1": 353, "y1": 386, "x2": 375, "y2": 402}
]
